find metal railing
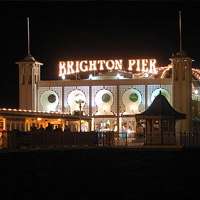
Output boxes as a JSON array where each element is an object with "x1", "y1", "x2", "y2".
[
  {"x1": 97, "y1": 132, "x2": 144, "y2": 146},
  {"x1": 179, "y1": 131, "x2": 200, "y2": 145},
  {"x1": 1, "y1": 130, "x2": 200, "y2": 149},
  {"x1": 2, "y1": 130, "x2": 98, "y2": 148}
]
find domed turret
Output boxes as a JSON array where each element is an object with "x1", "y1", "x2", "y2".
[
  {"x1": 176, "y1": 50, "x2": 188, "y2": 57},
  {"x1": 169, "y1": 50, "x2": 190, "y2": 60},
  {"x1": 16, "y1": 54, "x2": 41, "y2": 64}
]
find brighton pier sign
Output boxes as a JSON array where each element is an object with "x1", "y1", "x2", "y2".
[{"x1": 59, "y1": 59, "x2": 157, "y2": 77}]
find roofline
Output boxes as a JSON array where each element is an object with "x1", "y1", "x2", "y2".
[
  {"x1": 15, "y1": 60, "x2": 43, "y2": 65},
  {"x1": 0, "y1": 108, "x2": 91, "y2": 121}
]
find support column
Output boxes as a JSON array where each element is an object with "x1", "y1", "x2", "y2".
[
  {"x1": 62, "y1": 84, "x2": 65, "y2": 112},
  {"x1": 89, "y1": 80, "x2": 92, "y2": 132},
  {"x1": 145, "y1": 85, "x2": 148, "y2": 109},
  {"x1": 117, "y1": 79, "x2": 120, "y2": 134}
]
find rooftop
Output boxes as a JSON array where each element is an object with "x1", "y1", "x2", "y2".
[{"x1": 135, "y1": 92, "x2": 186, "y2": 119}]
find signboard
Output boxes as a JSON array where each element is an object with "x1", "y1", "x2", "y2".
[{"x1": 59, "y1": 59, "x2": 157, "y2": 77}]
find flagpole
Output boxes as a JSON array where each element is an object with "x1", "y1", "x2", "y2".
[
  {"x1": 179, "y1": 11, "x2": 182, "y2": 51},
  {"x1": 27, "y1": 17, "x2": 30, "y2": 55}
]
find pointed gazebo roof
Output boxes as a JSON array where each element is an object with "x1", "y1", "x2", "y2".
[{"x1": 135, "y1": 92, "x2": 186, "y2": 119}]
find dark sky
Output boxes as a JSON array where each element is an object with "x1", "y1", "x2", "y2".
[{"x1": 0, "y1": 2, "x2": 200, "y2": 108}]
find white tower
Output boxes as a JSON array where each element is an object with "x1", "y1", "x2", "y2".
[
  {"x1": 16, "y1": 55, "x2": 43, "y2": 110},
  {"x1": 169, "y1": 50, "x2": 193, "y2": 132},
  {"x1": 15, "y1": 18, "x2": 43, "y2": 110}
]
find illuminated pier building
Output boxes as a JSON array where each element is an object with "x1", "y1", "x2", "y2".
[{"x1": 13, "y1": 50, "x2": 200, "y2": 133}]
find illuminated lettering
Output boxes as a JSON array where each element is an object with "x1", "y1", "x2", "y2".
[
  {"x1": 149, "y1": 59, "x2": 157, "y2": 74},
  {"x1": 128, "y1": 60, "x2": 136, "y2": 71},
  {"x1": 106, "y1": 60, "x2": 115, "y2": 70},
  {"x1": 136, "y1": 60, "x2": 140, "y2": 71},
  {"x1": 75, "y1": 61, "x2": 80, "y2": 73},
  {"x1": 59, "y1": 61, "x2": 66, "y2": 77},
  {"x1": 80, "y1": 60, "x2": 88, "y2": 72},
  {"x1": 142, "y1": 59, "x2": 148, "y2": 72},
  {"x1": 67, "y1": 61, "x2": 75, "y2": 74},
  {"x1": 98, "y1": 60, "x2": 106, "y2": 70},
  {"x1": 58, "y1": 58, "x2": 157, "y2": 77},
  {"x1": 89, "y1": 60, "x2": 97, "y2": 71},
  {"x1": 115, "y1": 60, "x2": 123, "y2": 70}
]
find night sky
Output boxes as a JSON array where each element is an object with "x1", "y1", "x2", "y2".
[{"x1": 0, "y1": 2, "x2": 200, "y2": 108}]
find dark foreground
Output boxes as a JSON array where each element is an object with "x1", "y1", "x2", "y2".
[{"x1": 0, "y1": 147, "x2": 200, "y2": 200}]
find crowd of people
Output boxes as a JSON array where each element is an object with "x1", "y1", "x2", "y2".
[{"x1": 30, "y1": 123, "x2": 71, "y2": 132}]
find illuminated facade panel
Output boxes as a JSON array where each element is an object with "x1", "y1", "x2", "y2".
[
  {"x1": 64, "y1": 86, "x2": 89, "y2": 115},
  {"x1": 147, "y1": 85, "x2": 172, "y2": 107},
  {"x1": 119, "y1": 85, "x2": 145, "y2": 114},
  {"x1": 38, "y1": 87, "x2": 62, "y2": 112}
]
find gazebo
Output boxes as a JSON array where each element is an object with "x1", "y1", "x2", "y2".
[{"x1": 135, "y1": 92, "x2": 186, "y2": 145}]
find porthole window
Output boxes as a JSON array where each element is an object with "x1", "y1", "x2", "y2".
[
  {"x1": 102, "y1": 93, "x2": 110, "y2": 103},
  {"x1": 130, "y1": 93, "x2": 138, "y2": 102},
  {"x1": 48, "y1": 94, "x2": 56, "y2": 103}
]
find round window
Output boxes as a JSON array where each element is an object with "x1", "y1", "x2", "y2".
[
  {"x1": 130, "y1": 93, "x2": 138, "y2": 102},
  {"x1": 48, "y1": 94, "x2": 56, "y2": 103},
  {"x1": 102, "y1": 93, "x2": 110, "y2": 103}
]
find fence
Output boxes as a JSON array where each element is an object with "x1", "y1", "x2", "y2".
[
  {"x1": 1, "y1": 130, "x2": 145, "y2": 148},
  {"x1": 30, "y1": 131, "x2": 98, "y2": 147},
  {"x1": 1, "y1": 130, "x2": 98, "y2": 148},
  {"x1": 179, "y1": 131, "x2": 200, "y2": 145},
  {"x1": 1, "y1": 130, "x2": 200, "y2": 149}
]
